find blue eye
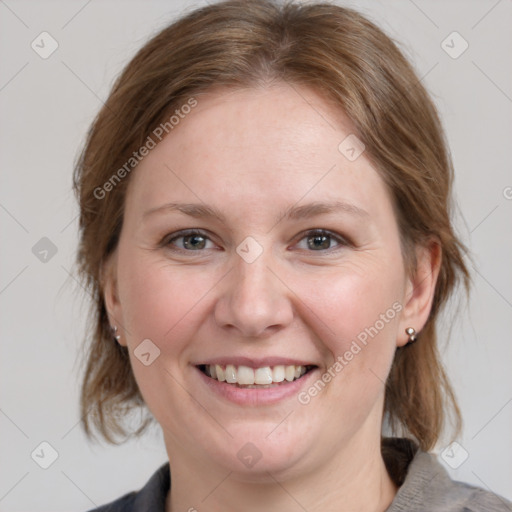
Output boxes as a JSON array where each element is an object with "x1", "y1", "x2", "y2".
[
  {"x1": 163, "y1": 228, "x2": 348, "y2": 253},
  {"x1": 165, "y1": 230, "x2": 214, "y2": 251},
  {"x1": 295, "y1": 229, "x2": 347, "y2": 252}
]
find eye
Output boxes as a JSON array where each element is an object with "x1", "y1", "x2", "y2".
[
  {"x1": 162, "y1": 228, "x2": 349, "y2": 254},
  {"x1": 165, "y1": 229, "x2": 216, "y2": 251},
  {"x1": 294, "y1": 229, "x2": 348, "y2": 252}
]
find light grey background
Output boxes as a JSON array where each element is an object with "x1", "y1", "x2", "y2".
[{"x1": 1, "y1": 0, "x2": 511, "y2": 510}]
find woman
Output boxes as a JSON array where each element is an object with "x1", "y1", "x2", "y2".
[{"x1": 74, "y1": 1, "x2": 511, "y2": 510}]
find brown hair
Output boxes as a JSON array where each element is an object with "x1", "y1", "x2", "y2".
[{"x1": 73, "y1": 0, "x2": 470, "y2": 449}]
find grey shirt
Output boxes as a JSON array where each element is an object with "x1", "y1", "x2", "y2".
[{"x1": 88, "y1": 438, "x2": 512, "y2": 511}]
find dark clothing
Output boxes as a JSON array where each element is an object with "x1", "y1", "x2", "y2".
[{"x1": 87, "y1": 438, "x2": 512, "y2": 511}]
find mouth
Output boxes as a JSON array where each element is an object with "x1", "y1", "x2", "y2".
[{"x1": 196, "y1": 363, "x2": 317, "y2": 388}]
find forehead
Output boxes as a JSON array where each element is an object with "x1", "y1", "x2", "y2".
[
  {"x1": 125, "y1": 83, "x2": 393, "y2": 223},
  {"x1": 164, "y1": 84, "x2": 356, "y2": 165}
]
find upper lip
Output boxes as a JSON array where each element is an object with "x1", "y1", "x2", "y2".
[{"x1": 193, "y1": 357, "x2": 318, "y2": 368}]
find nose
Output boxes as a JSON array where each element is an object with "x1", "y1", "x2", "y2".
[{"x1": 214, "y1": 248, "x2": 294, "y2": 339}]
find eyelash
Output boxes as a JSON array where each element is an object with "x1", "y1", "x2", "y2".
[{"x1": 163, "y1": 228, "x2": 350, "y2": 254}]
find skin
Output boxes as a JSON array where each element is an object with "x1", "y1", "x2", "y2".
[{"x1": 103, "y1": 83, "x2": 441, "y2": 512}]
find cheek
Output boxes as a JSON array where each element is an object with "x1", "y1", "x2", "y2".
[
  {"x1": 291, "y1": 259, "x2": 404, "y2": 383},
  {"x1": 290, "y1": 265, "x2": 402, "y2": 436},
  {"x1": 117, "y1": 253, "x2": 217, "y2": 350},
  {"x1": 116, "y1": 253, "x2": 221, "y2": 427},
  {"x1": 302, "y1": 265, "x2": 401, "y2": 338}
]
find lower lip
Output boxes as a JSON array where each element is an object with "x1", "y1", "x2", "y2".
[{"x1": 195, "y1": 366, "x2": 319, "y2": 406}]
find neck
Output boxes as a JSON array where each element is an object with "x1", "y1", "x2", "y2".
[{"x1": 165, "y1": 433, "x2": 397, "y2": 512}]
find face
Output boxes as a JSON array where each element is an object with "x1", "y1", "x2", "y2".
[{"x1": 105, "y1": 83, "x2": 432, "y2": 480}]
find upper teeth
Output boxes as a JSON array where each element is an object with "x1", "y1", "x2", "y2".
[{"x1": 206, "y1": 364, "x2": 308, "y2": 385}]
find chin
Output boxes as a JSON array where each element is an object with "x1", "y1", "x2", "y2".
[{"x1": 205, "y1": 424, "x2": 318, "y2": 481}]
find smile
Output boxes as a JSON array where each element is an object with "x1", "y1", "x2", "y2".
[{"x1": 198, "y1": 364, "x2": 316, "y2": 387}]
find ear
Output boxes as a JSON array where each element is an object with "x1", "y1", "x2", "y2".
[
  {"x1": 101, "y1": 251, "x2": 127, "y2": 346},
  {"x1": 397, "y1": 239, "x2": 441, "y2": 347}
]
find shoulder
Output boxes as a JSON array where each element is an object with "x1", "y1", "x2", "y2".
[
  {"x1": 451, "y1": 483, "x2": 512, "y2": 512},
  {"x1": 86, "y1": 492, "x2": 137, "y2": 512},
  {"x1": 384, "y1": 438, "x2": 512, "y2": 512},
  {"x1": 85, "y1": 462, "x2": 170, "y2": 512}
]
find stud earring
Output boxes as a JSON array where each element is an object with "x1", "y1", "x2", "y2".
[
  {"x1": 111, "y1": 325, "x2": 121, "y2": 342},
  {"x1": 405, "y1": 327, "x2": 417, "y2": 343}
]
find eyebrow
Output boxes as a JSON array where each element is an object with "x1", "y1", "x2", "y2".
[{"x1": 143, "y1": 200, "x2": 369, "y2": 223}]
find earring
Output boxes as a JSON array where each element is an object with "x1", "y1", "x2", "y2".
[
  {"x1": 405, "y1": 327, "x2": 417, "y2": 343},
  {"x1": 111, "y1": 325, "x2": 121, "y2": 342}
]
